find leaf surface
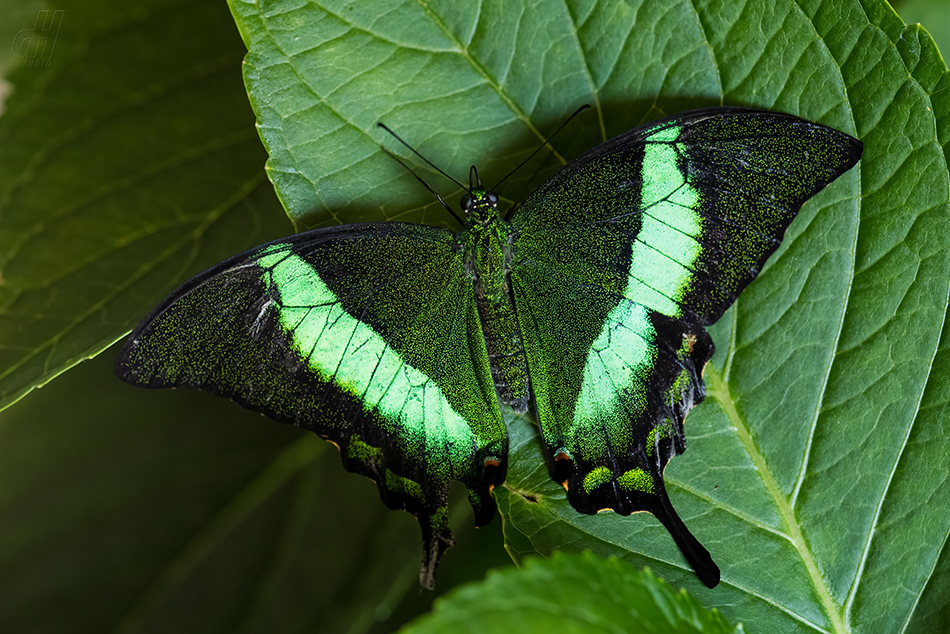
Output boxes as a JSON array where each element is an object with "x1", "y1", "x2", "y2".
[
  {"x1": 230, "y1": 0, "x2": 950, "y2": 630},
  {"x1": 399, "y1": 552, "x2": 742, "y2": 634}
]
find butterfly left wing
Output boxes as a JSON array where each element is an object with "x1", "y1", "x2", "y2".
[
  {"x1": 116, "y1": 223, "x2": 507, "y2": 589},
  {"x1": 510, "y1": 108, "x2": 862, "y2": 587}
]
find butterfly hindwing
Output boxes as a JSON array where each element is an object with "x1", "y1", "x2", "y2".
[
  {"x1": 510, "y1": 108, "x2": 862, "y2": 587},
  {"x1": 116, "y1": 223, "x2": 508, "y2": 589}
]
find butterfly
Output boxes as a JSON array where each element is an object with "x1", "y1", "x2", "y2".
[{"x1": 116, "y1": 107, "x2": 863, "y2": 589}]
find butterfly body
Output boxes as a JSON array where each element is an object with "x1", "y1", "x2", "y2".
[
  {"x1": 117, "y1": 108, "x2": 862, "y2": 589},
  {"x1": 460, "y1": 186, "x2": 531, "y2": 413}
]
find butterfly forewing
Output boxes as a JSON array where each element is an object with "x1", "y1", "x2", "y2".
[
  {"x1": 511, "y1": 108, "x2": 863, "y2": 322},
  {"x1": 116, "y1": 223, "x2": 507, "y2": 589}
]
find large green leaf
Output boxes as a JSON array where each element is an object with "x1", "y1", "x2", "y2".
[
  {"x1": 1, "y1": 0, "x2": 948, "y2": 632},
  {"x1": 399, "y1": 552, "x2": 742, "y2": 634},
  {"x1": 230, "y1": 0, "x2": 950, "y2": 631}
]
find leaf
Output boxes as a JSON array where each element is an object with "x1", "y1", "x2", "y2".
[
  {"x1": 1, "y1": 0, "x2": 949, "y2": 632},
  {"x1": 229, "y1": 0, "x2": 722, "y2": 231},
  {"x1": 0, "y1": 0, "x2": 289, "y2": 412},
  {"x1": 895, "y1": 0, "x2": 950, "y2": 62},
  {"x1": 230, "y1": 0, "x2": 950, "y2": 631},
  {"x1": 398, "y1": 552, "x2": 742, "y2": 634}
]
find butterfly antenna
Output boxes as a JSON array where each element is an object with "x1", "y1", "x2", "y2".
[
  {"x1": 378, "y1": 123, "x2": 470, "y2": 190},
  {"x1": 503, "y1": 146, "x2": 555, "y2": 221},
  {"x1": 492, "y1": 104, "x2": 591, "y2": 191},
  {"x1": 379, "y1": 146, "x2": 463, "y2": 224}
]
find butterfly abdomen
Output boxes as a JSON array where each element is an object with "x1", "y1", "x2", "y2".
[{"x1": 475, "y1": 290, "x2": 530, "y2": 413}]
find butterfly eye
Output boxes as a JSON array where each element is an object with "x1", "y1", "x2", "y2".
[
  {"x1": 487, "y1": 192, "x2": 499, "y2": 207},
  {"x1": 460, "y1": 193, "x2": 474, "y2": 212}
]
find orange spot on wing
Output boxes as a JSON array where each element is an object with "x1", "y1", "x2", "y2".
[{"x1": 683, "y1": 333, "x2": 697, "y2": 354}]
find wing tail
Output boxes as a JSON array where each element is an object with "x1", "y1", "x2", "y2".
[{"x1": 645, "y1": 458, "x2": 721, "y2": 588}]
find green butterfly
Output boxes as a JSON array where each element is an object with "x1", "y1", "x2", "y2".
[{"x1": 116, "y1": 108, "x2": 862, "y2": 589}]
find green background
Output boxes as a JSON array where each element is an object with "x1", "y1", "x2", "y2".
[{"x1": 1, "y1": 0, "x2": 948, "y2": 632}]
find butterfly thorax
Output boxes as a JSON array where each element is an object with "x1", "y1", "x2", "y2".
[{"x1": 459, "y1": 187, "x2": 530, "y2": 413}]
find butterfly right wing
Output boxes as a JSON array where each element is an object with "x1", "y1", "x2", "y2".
[
  {"x1": 509, "y1": 109, "x2": 861, "y2": 587},
  {"x1": 116, "y1": 222, "x2": 507, "y2": 589}
]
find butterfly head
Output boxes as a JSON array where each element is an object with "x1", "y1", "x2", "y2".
[
  {"x1": 459, "y1": 166, "x2": 501, "y2": 225},
  {"x1": 460, "y1": 187, "x2": 499, "y2": 212}
]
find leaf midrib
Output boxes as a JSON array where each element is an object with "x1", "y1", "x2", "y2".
[
  {"x1": 413, "y1": 0, "x2": 574, "y2": 159},
  {"x1": 707, "y1": 367, "x2": 847, "y2": 634}
]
